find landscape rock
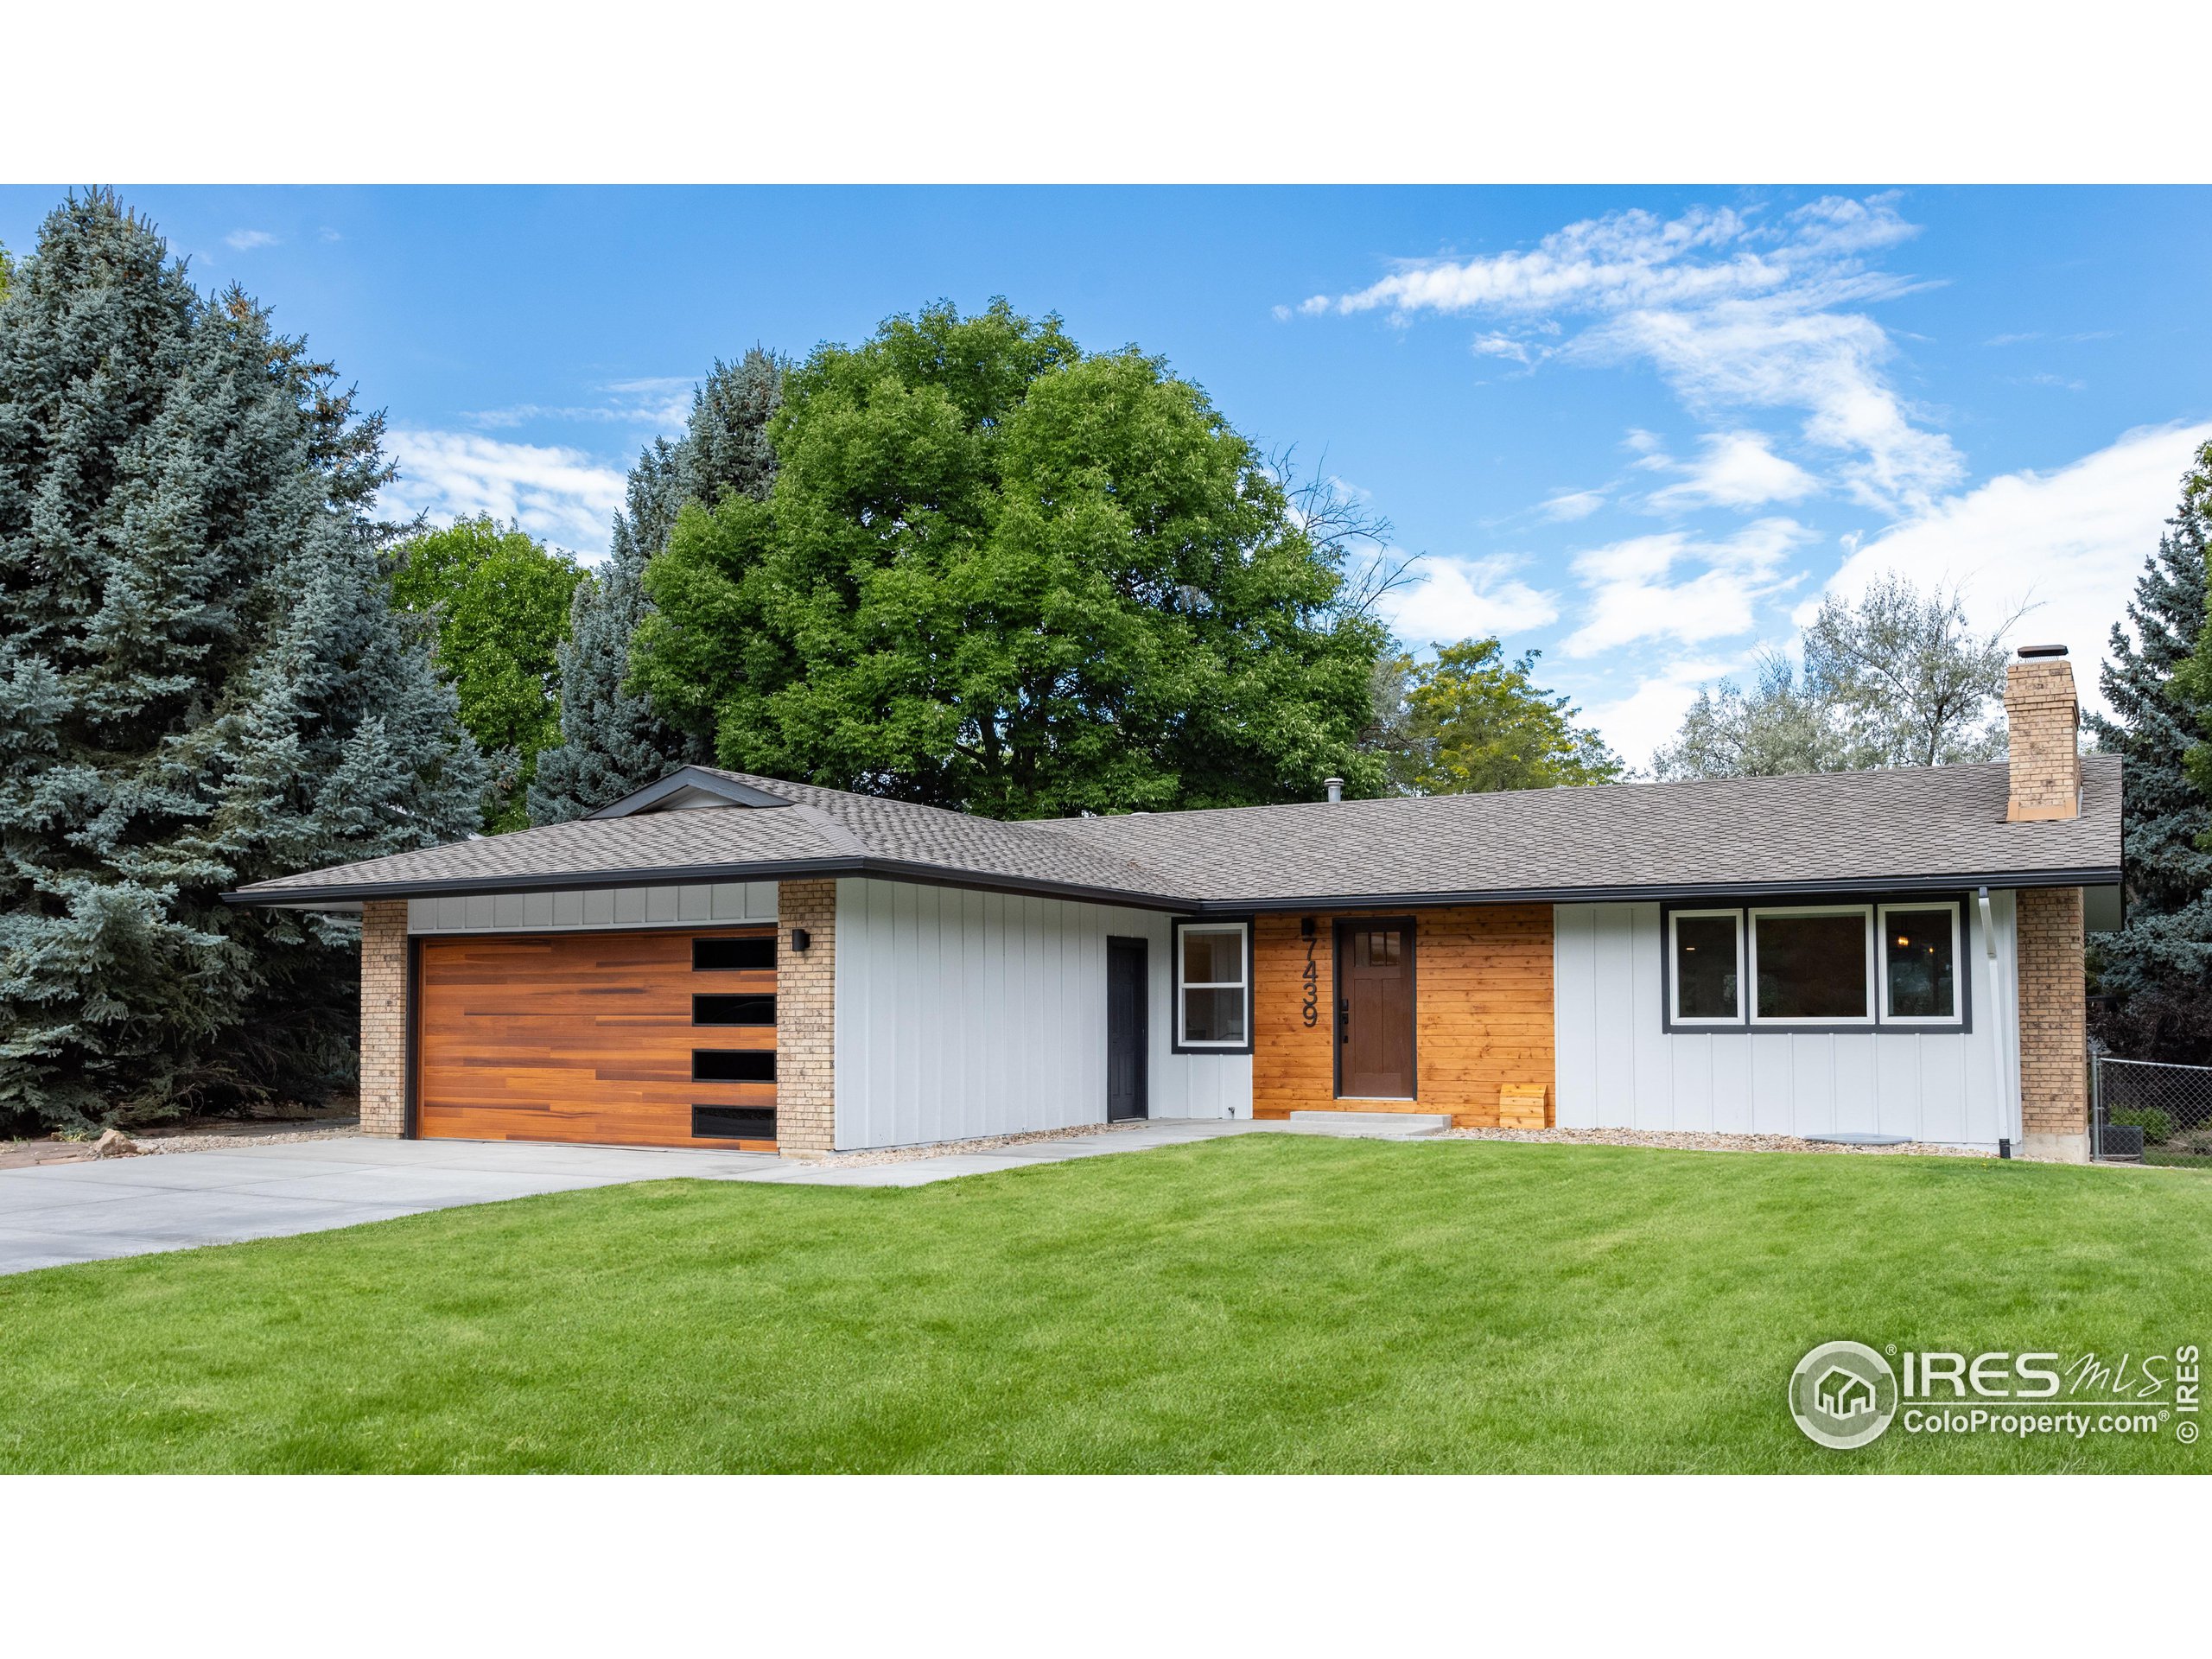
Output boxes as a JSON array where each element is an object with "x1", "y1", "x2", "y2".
[{"x1": 92, "y1": 1128, "x2": 143, "y2": 1159}]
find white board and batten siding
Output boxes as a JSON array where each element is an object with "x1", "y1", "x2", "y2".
[
  {"x1": 832, "y1": 877, "x2": 1252, "y2": 1151},
  {"x1": 1552, "y1": 895, "x2": 2021, "y2": 1151},
  {"x1": 406, "y1": 882, "x2": 779, "y2": 935}
]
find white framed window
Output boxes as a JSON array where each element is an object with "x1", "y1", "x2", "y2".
[
  {"x1": 1878, "y1": 901, "x2": 1962, "y2": 1024},
  {"x1": 1669, "y1": 908, "x2": 1745, "y2": 1026},
  {"x1": 1173, "y1": 919, "x2": 1251, "y2": 1052},
  {"x1": 1748, "y1": 905, "x2": 1876, "y2": 1027}
]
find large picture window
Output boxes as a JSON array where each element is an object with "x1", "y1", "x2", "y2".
[
  {"x1": 1751, "y1": 906, "x2": 1875, "y2": 1025},
  {"x1": 1173, "y1": 920, "x2": 1251, "y2": 1052},
  {"x1": 1660, "y1": 894, "x2": 1969, "y2": 1033}
]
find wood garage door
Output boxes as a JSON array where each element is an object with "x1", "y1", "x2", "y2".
[{"x1": 416, "y1": 927, "x2": 778, "y2": 1150}]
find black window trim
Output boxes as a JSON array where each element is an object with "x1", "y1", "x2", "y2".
[
  {"x1": 1170, "y1": 915, "x2": 1255, "y2": 1056},
  {"x1": 1658, "y1": 890, "x2": 1974, "y2": 1035}
]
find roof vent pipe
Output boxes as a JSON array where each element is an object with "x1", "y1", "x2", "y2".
[{"x1": 1324, "y1": 777, "x2": 1344, "y2": 804}]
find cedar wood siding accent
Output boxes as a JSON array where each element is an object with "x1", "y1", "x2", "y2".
[
  {"x1": 416, "y1": 926, "x2": 778, "y2": 1150},
  {"x1": 1252, "y1": 905, "x2": 1554, "y2": 1126}
]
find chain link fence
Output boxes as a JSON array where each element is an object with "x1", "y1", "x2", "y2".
[{"x1": 2093, "y1": 1056, "x2": 2212, "y2": 1166}]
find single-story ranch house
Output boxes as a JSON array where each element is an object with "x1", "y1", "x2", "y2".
[{"x1": 231, "y1": 649, "x2": 2120, "y2": 1161}]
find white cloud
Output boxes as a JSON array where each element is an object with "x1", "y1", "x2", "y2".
[
  {"x1": 1471, "y1": 332, "x2": 1535, "y2": 365},
  {"x1": 1560, "y1": 517, "x2": 1810, "y2": 658},
  {"x1": 379, "y1": 429, "x2": 627, "y2": 559},
  {"x1": 1296, "y1": 194, "x2": 1961, "y2": 516},
  {"x1": 467, "y1": 376, "x2": 695, "y2": 433},
  {"x1": 1647, "y1": 430, "x2": 1820, "y2": 512},
  {"x1": 1580, "y1": 655, "x2": 1745, "y2": 770},
  {"x1": 1810, "y1": 421, "x2": 2212, "y2": 705},
  {"x1": 1537, "y1": 488, "x2": 1606, "y2": 522},
  {"x1": 225, "y1": 229, "x2": 279, "y2": 251},
  {"x1": 1382, "y1": 555, "x2": 1560, "y2": 645}
]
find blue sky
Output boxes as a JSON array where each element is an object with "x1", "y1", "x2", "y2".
[{"x1": 6, "y1": 185, "x2": 2208, "y2": 762}]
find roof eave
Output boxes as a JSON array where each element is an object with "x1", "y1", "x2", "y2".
[
  {"x1": 222, "y1": 859, "x2": 2120, "y2": 916},
  {"x1": 1214, "y1": 866, "x2": 2124, "y2": 913}
]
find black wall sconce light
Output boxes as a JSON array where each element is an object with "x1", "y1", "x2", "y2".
[
  {"x1": 790, "y1": 927, "x2": 811, "y2": 953},
  {"x1": 1300, "y1": 916, "x2": 1316, "y2": 938}
]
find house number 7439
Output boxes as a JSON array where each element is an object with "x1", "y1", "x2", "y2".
[{"x1": 1300, "y1": 935, "x2": 1319, "y2": 1027}]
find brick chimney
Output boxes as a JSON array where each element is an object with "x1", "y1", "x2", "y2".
[{"x1": 2004, "y1": 645, "x2": 2080, "y2": 823}]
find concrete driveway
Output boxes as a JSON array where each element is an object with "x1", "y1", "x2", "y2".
[
  {"x1": 0, "y1": 1138, "x2": 785, "y2": 1276},
  {"x1": 0, "y1": 1116, "x2": 1437, "y2": 1276}
]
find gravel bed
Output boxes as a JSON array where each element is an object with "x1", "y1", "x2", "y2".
[
  {"x1": 136, "y1": 1120, "x2": 364, "y2": 1154},
  {"x1": 1441, "y1": 1126, "x2": 1987, "y2": 1157},
  {"x1": 815, "y1": 1118, "x2": 1151, "y2": 1169}
]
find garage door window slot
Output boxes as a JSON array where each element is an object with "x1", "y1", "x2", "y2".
[
  {"x1": 692, "y1": 1105, "x2": 776, "y2": 1141},
  {"x1": 693, "y1": 1050, "x2": 776, "y2": 1083},
  {"x1": 694, "y1": 936, "x2": 774, "y2": 972},
  {"x1": 693, "y1": 993, "x2": 776, "y2": 1026}
]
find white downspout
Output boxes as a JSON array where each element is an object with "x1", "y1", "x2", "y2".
[{"x1": 1980, "y1": 887, "x2": 2017, "y2": 1153}]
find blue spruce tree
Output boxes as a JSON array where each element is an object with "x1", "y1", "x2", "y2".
[
  {"x1": 0, "y1": 193, "x2": 485, "y2": 1130},
  {"x1": 2086, "y1": 451, "x2": 2212, "y2": 1060},
  {"x1": 527, "y1": 348, "x2": 782, "y2": 823}
]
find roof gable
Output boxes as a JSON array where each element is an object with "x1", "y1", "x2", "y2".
[{"x1": 588, "y1": 768, "x2": 796, "y2": 817}]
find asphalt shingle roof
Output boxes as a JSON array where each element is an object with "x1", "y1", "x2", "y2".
[{"x1": 231, "y1": 755, "x2": 2121, "y2": 912}]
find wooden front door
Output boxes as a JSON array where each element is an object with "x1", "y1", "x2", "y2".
[
  {"x1": 415, "y1": 927, "x2": 778, "y2": 1150},
  {"x1": 1336, "y1": 919, "x2": 1415, "y2": 1099},
  {"x1": 1106, "y1": 936, "x2": 1149, "y2": 1122}
]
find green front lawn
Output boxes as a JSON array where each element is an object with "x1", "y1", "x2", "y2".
[{"x1": 3, "y1": 1137, "x2": 2208, "y2": 1472}]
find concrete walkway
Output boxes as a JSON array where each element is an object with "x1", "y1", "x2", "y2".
[{"x1": 0, "y1": 1116, "x2": 1437, "y2": 1275}]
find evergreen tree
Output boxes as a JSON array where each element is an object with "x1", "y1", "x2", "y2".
[
  {"x1": 2086, "y1": 440, "x2": 2212, "y2": 1061},
  {"x1": 0, "y1": 193, "x2": 485, "y2": 1131},
  {"x1": 527, "y1": 348, "x2": 784, "y2": 823}
]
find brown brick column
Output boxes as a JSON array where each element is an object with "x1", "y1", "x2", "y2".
[
  {"x1": 359, "y1": 899, "x2": 410, "y2": 1137},
  {"x1": 775, "y1": 880, "x2": 836, "y2": 1156},
  {"x1": 2017, "y1": 886, "x2": 2088, "y2": 1162}
]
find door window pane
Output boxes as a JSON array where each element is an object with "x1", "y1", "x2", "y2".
[
  {"x1": 1673, "y1": 913, "x2": 1740, "y2": 1020},
  {"x1": 1182, "y1": 988, "x2": 1247, "y2": 1043},
  {"x1": 1754, "y1": 912, "x2": 1869, "y2": 1020},
  {"x1": 1884, "y1": 908, "x2": 1956, "y2": 1019}
]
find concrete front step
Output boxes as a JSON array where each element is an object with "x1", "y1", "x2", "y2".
[{"x1": 1286, "y1": 1110, "x2": 1453, "y2": 1137}]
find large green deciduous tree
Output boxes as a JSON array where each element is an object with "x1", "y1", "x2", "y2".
[
  {"x1": 1375, "y1": 639, "x2": 1622, "y2": 793},
  {"x1": 635, "y1": 301, "x2": 1388, "y2": 817},
  {"x1": 528, "y1": 348, "x2": 783, "y2": 823},
  {"x1": 0, "y1": 193, "x2": 485, "y2": 1131},
  {"x1": 391, "y1": 516, "x2": 582, "y2": 832}
]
